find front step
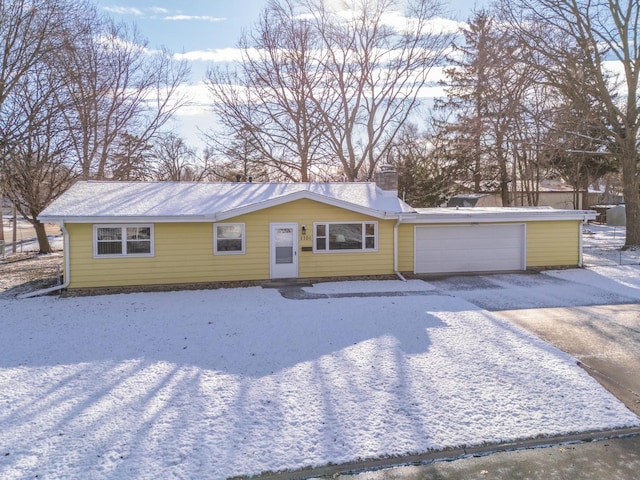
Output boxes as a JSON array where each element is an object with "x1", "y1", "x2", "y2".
[{"x1": 261, "y1": 278, "x2": 313, "y2": 288}]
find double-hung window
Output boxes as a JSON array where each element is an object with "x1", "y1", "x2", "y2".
[
  {"x1": 94, "y1": 225, "x2": 154, "y2": 257},
  {"x1": 314, "y1": 222, "x2": 377, "y2": 252},
  {"x1": 214, "y1": 223, "x2": 245, "y2": 254}
]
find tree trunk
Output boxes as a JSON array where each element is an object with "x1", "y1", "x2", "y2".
[
  {"x1": 34, "y1": 221, "x2": 52, "y2": 254},
  {"x1": 621, "y1": 149, "x2": 640, "y2": 248},
  {"x1": 12, "y1": 204, "x2": 17, "y2": 253},
  {"x1": 496, "y1": 131, "x2": 510, "y2": 206},
  {"x1": 0, "y1": 194, "x2": 4, "y2": 242}
]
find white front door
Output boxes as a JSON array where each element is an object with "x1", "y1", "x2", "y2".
[{"x1": 270, "y1": 223, "x2": 298, "y2": 279}]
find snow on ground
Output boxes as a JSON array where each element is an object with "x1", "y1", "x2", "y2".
[
  {"x1": 583, "y1": 223, "x2": 640, "y2": 266},
  {"x1": 1, "y1": 283, "x2": 639, "y2": 478},
  {"x1": 1, "y1": 224, "x2": 640, "y2": 478},
  {"x1": 546, "y1": 265, "x2": 640, "y2": 299}
]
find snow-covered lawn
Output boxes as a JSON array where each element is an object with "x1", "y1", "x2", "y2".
[
  {"x1": 1, "y1": 274, "x2": 639, "y2": 478},
  {"x1": 583, "y1": 223, "x2": 640, "y2": 266}
]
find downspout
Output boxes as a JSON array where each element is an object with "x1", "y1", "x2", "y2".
[
  {"x1": 18, "y1": 222, "x2": 71, "y2": 298},
  {"x1": 394, "y1": 215, "x2": 407, "y2": 282},
  {"x1": 579, "y1": 217, "x2": 585, "y2": 268}
]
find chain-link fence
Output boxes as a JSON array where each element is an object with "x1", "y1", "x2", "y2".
[{"x1": 582, "y1": 225, "x2": 640, "y2": 267}]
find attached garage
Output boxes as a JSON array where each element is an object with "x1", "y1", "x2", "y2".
[{"x1": 414, "y1": 223, "x2": 526, "y2": 274}]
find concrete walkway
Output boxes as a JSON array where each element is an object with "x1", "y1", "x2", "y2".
[
  {"x1": 334, "y1": 433, "x2": 640, "y2": 480},
  {"x1": 250, "y1": 428, "x2": 640, "y2": 479}
]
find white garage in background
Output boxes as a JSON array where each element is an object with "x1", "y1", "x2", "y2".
[{"x1": 414, "y1": 223, "x2": 526, "y2": 274}]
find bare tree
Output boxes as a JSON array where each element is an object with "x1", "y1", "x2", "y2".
[
  {"x1": 311, "y1": 0, "x2": 452, "y2": 181},
  {"x1": 0, "y1": 62, "x2": 77, "y2": 253},
  {"x1": 218, "y1": 130, "x2": 273, "y2": 182},
  {"x1": 544, "y1": 97, "x2": 618, "y2": 208},
  {"x1": 207, "y1": 0, "x2": 451, "y2": 182},
  {"x1": 57, "y1": 16, "x2": 190, "y2": 179},
  {"x1": 1, "y1": 0, "x2": 192, "y2": 253},
  {"x1": 151, "y1": 133, "x2": 198, "y2": 181},
  {"x1": 0, "y1": 0, "x2": 70, "y2": 117},
  {"x1": 0, "y1": 0, "x2": 82, "y2": 253},
  {"x1": 500, "y1": 0, "x2": 640, "y2": 246},
  {"x1": 196, "y1": 146, "x2": 263, "y2": 182},
  {"x1": 207, "y1": 0, "x2": 328, "y2": 181},
  {"x1": 507, "y1": 81, "x2": 558, "y2": 206}
]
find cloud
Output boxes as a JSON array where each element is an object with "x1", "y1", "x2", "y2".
[
  {"x1": 174, "y1": 48, "x2": 248, "y2": 63},
  {"x1": 164, "y1": 15, "x2": 226, "y2": 22},
  {"x1": 103, "y1": 6, "x2": 143, "y2": 16},
  {"x1": 102, "y1": 6, "x2": 225, "y2": 23},
  {"x1": 172, "y1": 82, "x2": 212, "y2": 117},
  {"x1": 425, "y1": 16, "x2": 465, "y2": 34}
]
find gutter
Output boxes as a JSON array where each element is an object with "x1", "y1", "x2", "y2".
[
  {"x1": 403, "y1": 208, "x2": 598, "y2": 224},
  {"x1": 18, "y1": 222, "x2": 71, "y2": 299}
]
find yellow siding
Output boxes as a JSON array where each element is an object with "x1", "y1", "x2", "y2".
[
  {"x1": 525, "y1": 220, "x2": 580, "y2": 267},
  {"x1": 66, "y1": 199, "x2": 396, "y2": 289},
  {"x1": 397, "y1": 224, "x2": 415, "y2": 272}
]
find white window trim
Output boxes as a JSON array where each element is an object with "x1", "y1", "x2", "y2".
[
  {"x1": 313, "y1": 221, "x2": 378, "y2": 253},
  {"x1": 93, "y1": 224, "x2": 155, "y2": 258},
  {"x1": 214, "y1": 222, "x2": 246, "y2": 255}
]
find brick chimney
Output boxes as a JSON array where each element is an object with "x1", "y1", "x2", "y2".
[{"x1": 375, "y1": 164, "x2": 398, "y2": 195}]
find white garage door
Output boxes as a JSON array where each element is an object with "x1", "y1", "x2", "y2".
[{"x1": 414, "y1": 224, "x2": 525, "y2": 274}]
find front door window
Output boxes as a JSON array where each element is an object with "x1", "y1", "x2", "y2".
[
  {"x1": 270, "y1": 223, "x2": 298, "y2": 278},
  {"x1": 275, "y1": 227, "x2": 294, "y2": 264}
]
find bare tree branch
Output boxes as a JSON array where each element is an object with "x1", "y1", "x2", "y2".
[{"x1": 206, "y1": 0, "x2": 451, "y2": 182}]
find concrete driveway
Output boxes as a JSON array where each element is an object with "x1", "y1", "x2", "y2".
[
  {"x1": 422, "y1": 272, "x2": 640, "y2": 416},
  {"x1": 496, "y1": 304, "x2": 640, "y2": 417}
]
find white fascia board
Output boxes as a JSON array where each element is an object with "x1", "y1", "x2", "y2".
[
  {"x1": 38, "y1": 215, "x2": 214, "y2": 224},
  {"x1": 400, "y1": 210, "x2": 598, "y2": 224},
  {"x1": 36, "y1": 216, "x2": 65, "y2": 225},
  {"x1": 214, "y1": 190, "x2": 397, "y2": 221}
]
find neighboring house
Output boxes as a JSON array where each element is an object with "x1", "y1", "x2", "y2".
[
  {"x1": 38, "y1": 171, "x2": 596, "y2": 291},
  {"x1": 447, "y1": 194, "x2": 501, "y2": 208},
  {"x1": 487, "y1": 179, "x2": 586, "y2": 209}
]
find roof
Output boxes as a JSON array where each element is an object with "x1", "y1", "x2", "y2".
[
  {"x1": 39, "y1": 181, "x2": 597, "y2": 224},
  {"x1": 406, "y1": 206, "x2": 597, "y2": 223},
  {"x1": 39, "y1": 181, "x2": 415, "y2": 223}
]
